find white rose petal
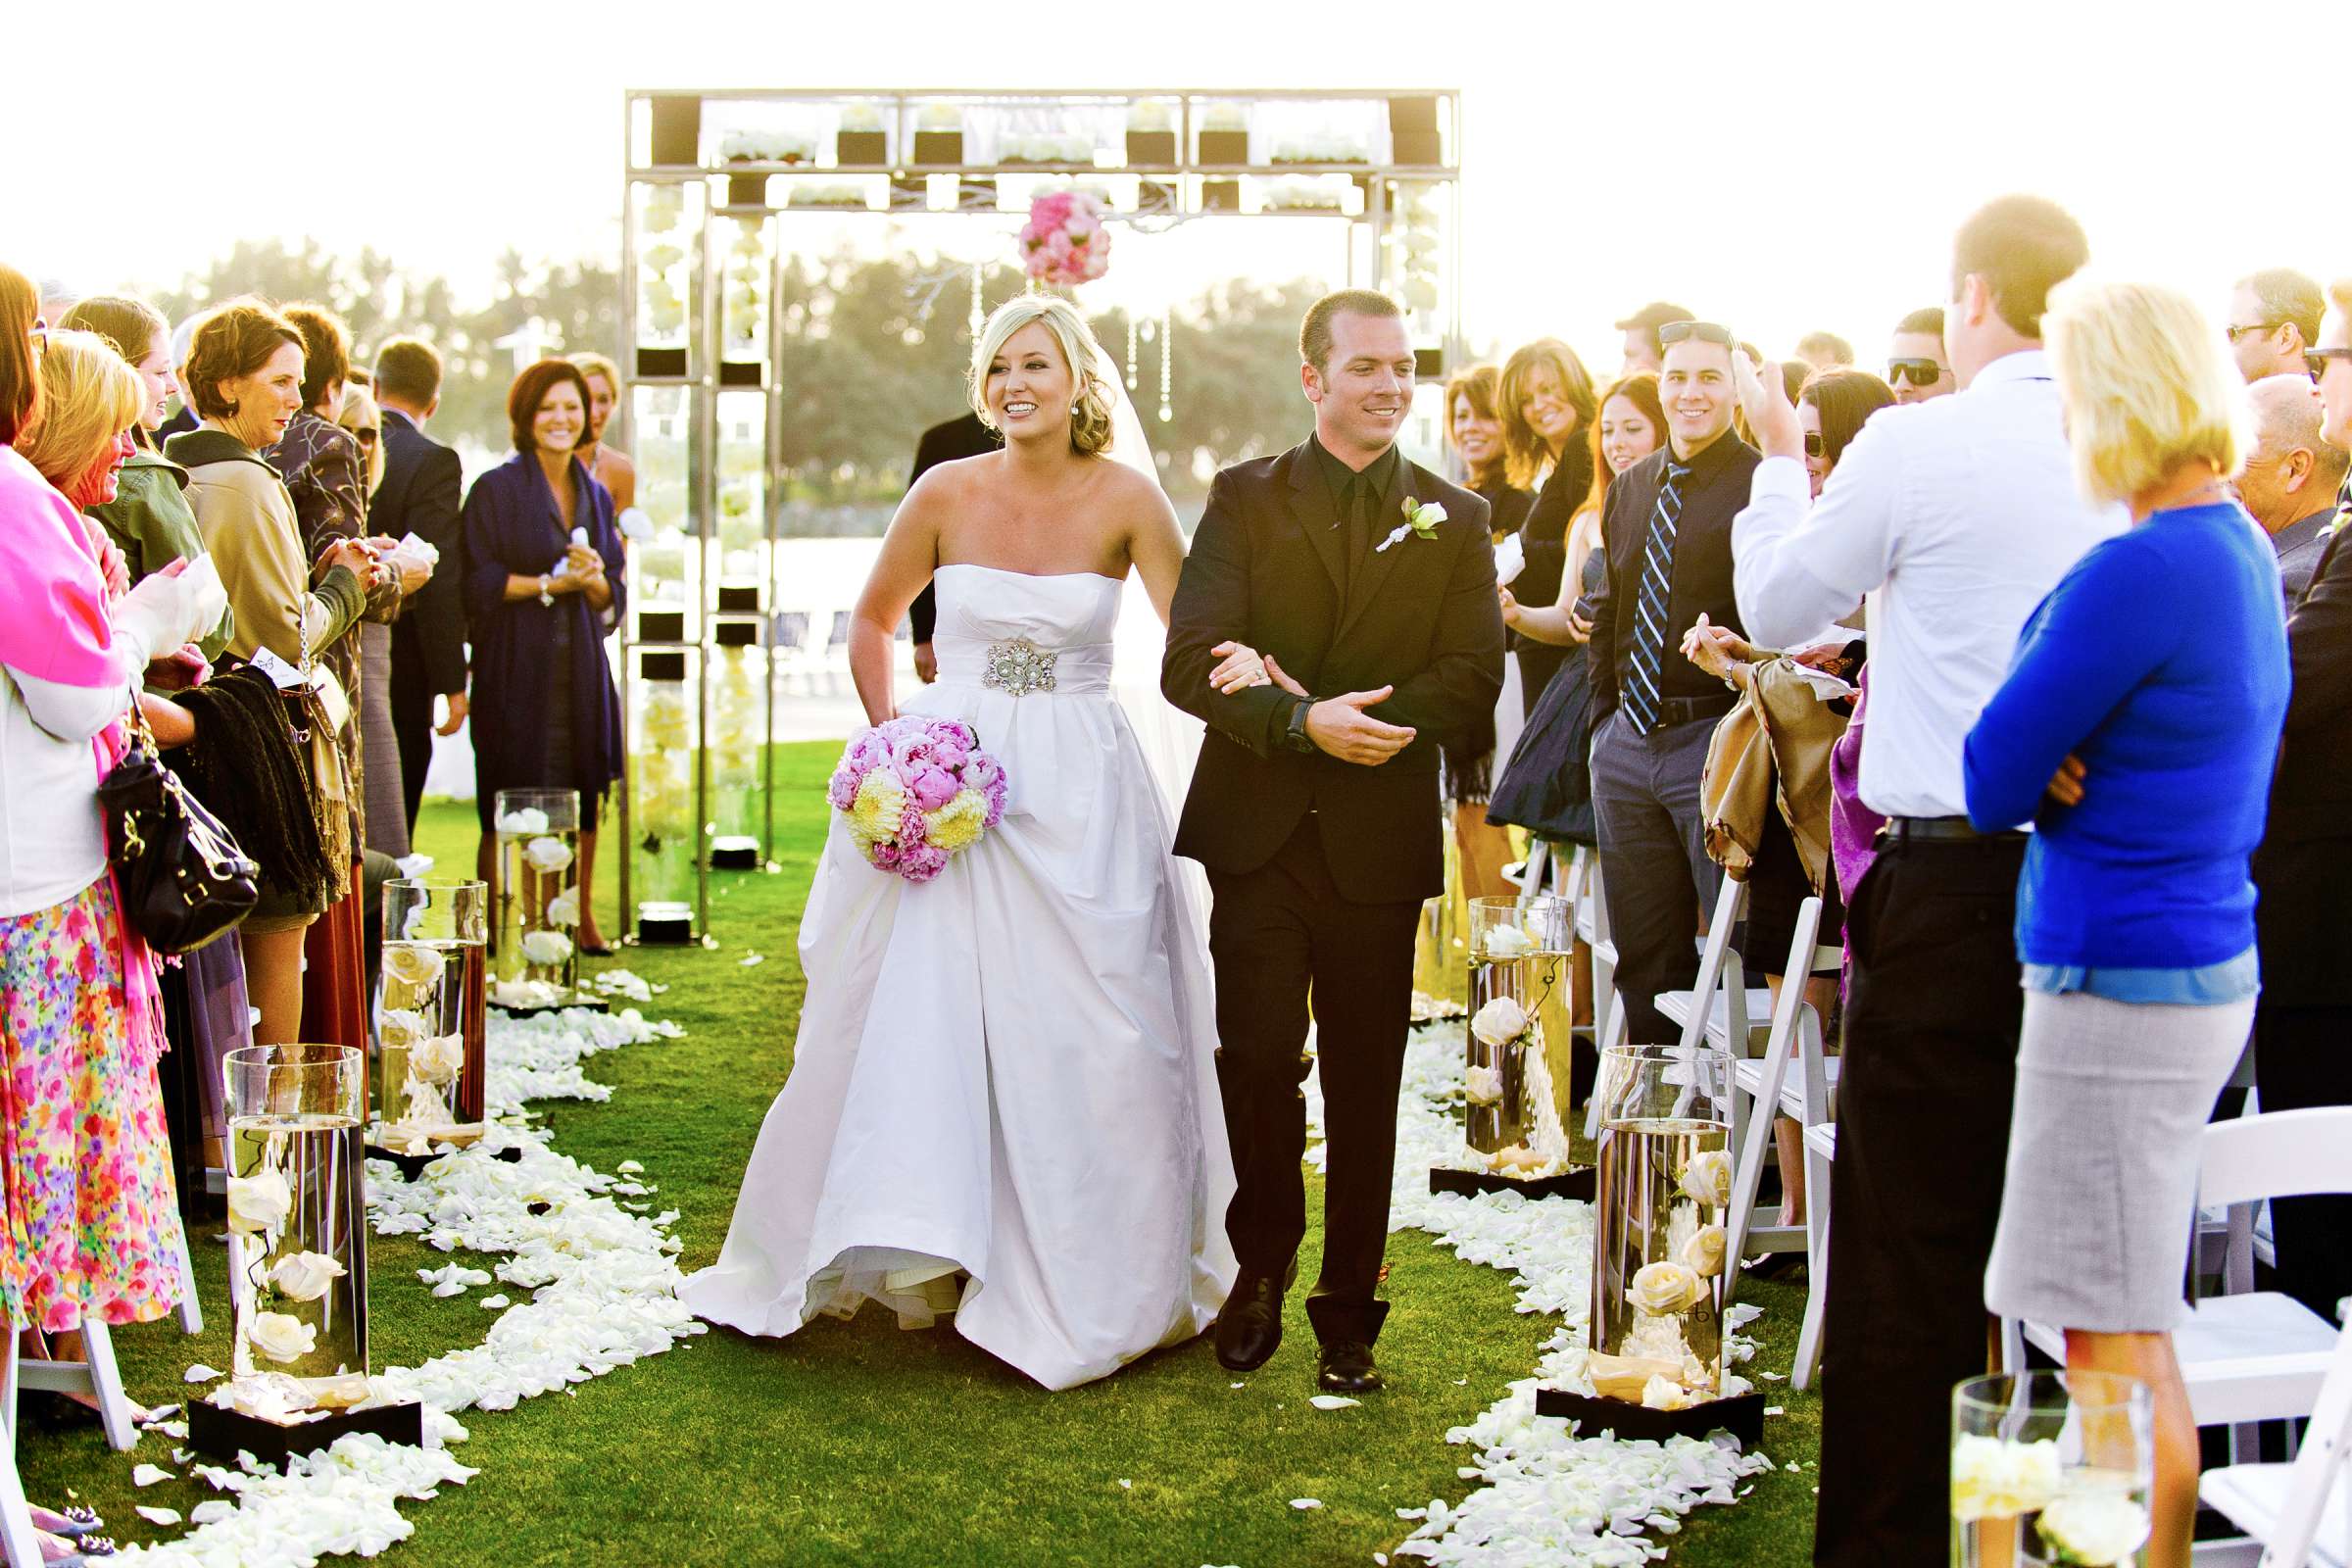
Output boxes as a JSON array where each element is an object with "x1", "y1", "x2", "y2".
[
  {"x1": 1308, "y1": 1395, "x2": 1360, "y2": 1410},
  {"x1": 382, "y1": 944, "x2": 446, "y2": 989},
  {"x1": 247, "y1": 1311, "x2": 317, "y2": 1364},
  {"x1": 1680, "y1": 1149, "x2": 1735, "y2": 1209},
  {"x1": 523, "y1": 836, "x2": 574, "y2": 875},
  {"x1": 496, "y1": 808, "x2": 551, "y2": 836},
  {"x1": 1470, "y1": 997, "x2": 1529, "y2": 1049},
  {"x1": 268, "y1": 1251, "x2": 348, "y2": 1302},
  {"x1": 1639, "y1": 1375, "x2": 1692, "y2": 1410},
  {"x1": 189, "y1": 1500, "x2": 234, "y2": 1525},
  {"x1": 134, "y1": 1505, "x2": 181, "y2": 1527},
  {"x1": 1628, "y1": 1260, "x2": 1705, "y2": 1315},
  {"x1": 1289, "y1": 1498, "x2": 1322, "y2": 1510},
  {"x1": 183, "y1": 1362, "x2": 222, "y2": 1383},
  {"x1": 132, "y1": 1463, "x2": 174, "y2": 1487},
  {"x1": 226, "y1": 1168, "x2": 292, "y2": 1236},
  {"x1": 520, "y1": 930, "x2": 573, "y2": 968}
]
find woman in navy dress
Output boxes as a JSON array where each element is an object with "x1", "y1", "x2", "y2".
[{"x1": 463, "y1": 359, "x2": 626, "y2": 954}]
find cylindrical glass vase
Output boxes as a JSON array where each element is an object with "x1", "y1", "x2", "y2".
[
  {"x1": 1953, "y1": 1371, "x2": 2155, "y2": 1567},
  {"x1": 1589, "y1": 1044, "x2": 1735, "y2": 1401},
  {"x1": 223, "y1": 1044, "x2": 368, "y2": 1386},
  {"x1": 1465, "y1": 897, "x2": 1575, "y2": 1175},
  {"x1": 374, "y1": 877, "x2": 489, "y2": 1151},
  {"x1": 493, "y1": 788, "x2": 583, "y2": 1007}
]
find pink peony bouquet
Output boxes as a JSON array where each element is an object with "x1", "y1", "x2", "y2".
[
  {"x1": 826, "y1": 716, "x2": 1008, "y2": 884},
  {"x1": 1020, "y1": 190, "x2": 1111, "y2": 288}
]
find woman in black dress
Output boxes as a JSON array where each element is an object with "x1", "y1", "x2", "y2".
[
  {"x1": 1495, "y1": 339, "x2": 1597, "y2": 718},
  {"x1": 1440, "y1": 365, "x2": 1534, "y2": 903}
]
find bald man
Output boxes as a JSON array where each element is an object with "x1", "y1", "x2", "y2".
[{"x1": 2237, "y1": 373, "x2": 2351, "y2": 608}]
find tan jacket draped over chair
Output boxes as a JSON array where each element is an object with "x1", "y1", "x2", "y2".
[{"x1": 1701, "y1": 659, "x2": 1851, "y2": 889}]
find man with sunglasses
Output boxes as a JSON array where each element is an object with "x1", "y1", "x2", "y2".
[
  {"x1": 1730, "y1": 195, "x2": 2121, "y2": 1568},
  {"x1": 1584, "y1": 318, "x2": 1758, "y2": 1046},
  {"x1": 2226, "y1": 268, "x2": 2324, "y2": 384},
  {"x1": 1886, "y1": 307, "x2": 1954, "y2": 404}
]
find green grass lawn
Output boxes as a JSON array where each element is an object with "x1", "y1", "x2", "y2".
[{"x1": 23, "y1": 741, "x2": 1822, "y2": 1565}]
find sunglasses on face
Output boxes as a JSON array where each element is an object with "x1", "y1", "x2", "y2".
[
  {"x1": 1658, "y1": 319, "x2": 1736, "y2": 348},
  {"x1": 1803, "y1": 432, "x2": 1826, "y2": 459},
  {"x1": 1887, "y1": 358, "x2": 1944, "y2": 386}
]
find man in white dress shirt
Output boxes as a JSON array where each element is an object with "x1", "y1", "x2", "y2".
[{"x1": 1730, "y1": 195, "x2": 2119, "y2": 1568}]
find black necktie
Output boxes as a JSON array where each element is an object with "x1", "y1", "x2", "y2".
[{"x1": 1342, "y1": 471, "x2": 1371, "y2": 593}]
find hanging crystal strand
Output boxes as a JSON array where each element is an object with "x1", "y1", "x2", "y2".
[
  {"x1": 967, "y1": 261, "x2": 985, "y2": 339},
  {"x1": 1125, "y1": 314, "x2": 1140, "y2": 392},
  {"x1": 1157, "y1": 305, "x2": 1174, "y2": 423}
]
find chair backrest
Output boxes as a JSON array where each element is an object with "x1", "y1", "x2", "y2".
[
  {"x1": 1675, "y1": 874, "x2": 1752, "y2": 1054},
  {"x1": 2261, "y1": 1316, "x2": 2352, "y2": 1564},
  {"x1": 2199, "y1": 1107, "x2": 2352, "y2": 1209}
]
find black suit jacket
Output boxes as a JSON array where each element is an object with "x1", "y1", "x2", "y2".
[
  {"x1": 1586, "y1": 431, "x2": 1760, "y2": 724},
  {"x1": 906, "y1": 413, "x2": 1004, "y2": 645},
  {"x1": 377, "y1": 409, "x2": 468, "y2": 699},
  {"x1": 1162, "y1": 438, "x2": 1506, "y2": 904},
  {"x1": 2273, "y1": 508, "x2": 2334, "y2": 612},
  {"x1": 2255, "y1": 524, "x2": 2352, "y2": 1005}
]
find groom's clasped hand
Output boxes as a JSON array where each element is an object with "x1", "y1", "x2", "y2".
[{"x1": 1204, "y1": 640, "x2": 1417, "y2": 765}]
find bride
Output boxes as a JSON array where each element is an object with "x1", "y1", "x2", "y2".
[{"x1": 680, "y1": 296, "x2": 1254, "y2": 1390}]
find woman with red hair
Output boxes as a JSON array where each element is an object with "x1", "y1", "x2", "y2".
[{"x1": 462, "y1": 359, "x2": 626, "y2": 952}]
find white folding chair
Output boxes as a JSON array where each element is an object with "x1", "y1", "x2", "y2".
[
  {"x1": 0, "y1": 1345, "x2": 48, "y2": 1568},
  {"x1": 2001, "y1": 1106, "x2": 2352, "y2": 1466},
  {"x1": 2201, "y1": 1314, "x2": 2352, "y2": 1566},
  {"x1": 4, "y1": 1318, "x2": 139, "y2": 1454},
  {"x1": 1791, "y1": 1120, "x2": 1836, "y2": 1391},
  {"x1": 1574, "y1": 852, "x2": 1619, "y2": 1065},
  {"x1": 1723, "y1": 896, "x2": 1842, "y2": 1300},
  {"x1": 172, "y1": 1212, "x2": 201, "y2": 1337},
  {"x1": 1653, "y1": 874, "x2": 1770, "y2": 1058}
]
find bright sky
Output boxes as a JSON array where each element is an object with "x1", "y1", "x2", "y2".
[{"x1": 8, "y1": 0, "x2": 2347, "y2": 379}]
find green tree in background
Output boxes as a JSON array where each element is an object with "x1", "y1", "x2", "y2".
[{"x1": 140, "y1": 239, "x2": 1326, "y2": 520}]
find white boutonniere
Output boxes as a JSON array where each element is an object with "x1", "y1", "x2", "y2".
[{"x1": 1377, "y1": 495, "x2": 1447, "y2": 553}]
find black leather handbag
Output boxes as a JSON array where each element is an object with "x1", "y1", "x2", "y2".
[{"x1": 97, "y1": 692, "x2": 259, "y2": 954}]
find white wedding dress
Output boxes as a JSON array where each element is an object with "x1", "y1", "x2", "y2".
[{"x1": 680, "y1": 563, "x2": 1237, "y2": 1390}]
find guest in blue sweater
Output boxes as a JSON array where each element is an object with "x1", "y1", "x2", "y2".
[{"x1": 1964, "y1": 279, "x2": 2287, "y2": 1566}]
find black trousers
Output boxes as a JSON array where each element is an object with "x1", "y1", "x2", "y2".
[
  {"x1": 1814, "y1": 832, "x2": 2025, "y2": 1568},
  {"x1": 389, "y1": 672, "x2": 437, "y2": 834},
  {"x1": 2253, "y1": 1004, "x2": 2352, "y2": 1320},
  {"x1": 1206, "y1": 816, "x2": 1421, "y2": 1346}
]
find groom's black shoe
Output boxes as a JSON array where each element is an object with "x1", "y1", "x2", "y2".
[
  {"x1": 1214, "y1": 1262, "x2": 1296, "y2": 1371},
  {"x1": 1316, "y1": 1340, "x2": 1383, "y2": 1395}
]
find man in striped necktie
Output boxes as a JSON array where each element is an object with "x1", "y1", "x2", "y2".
[{"x1": 1584, "y1": 320, "x2": 1761, "y2": 1045}]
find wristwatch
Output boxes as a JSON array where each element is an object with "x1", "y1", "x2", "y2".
[
  {"x1": 1281, "y1": 695, "x2": 1318, "y2": 755},
  {"x1": 538, "y1": 574, "x2": 554, "y2": 608}
]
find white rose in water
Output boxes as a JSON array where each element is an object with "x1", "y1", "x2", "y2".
[
  {"x1": 1470, "y1": 997, "x2": 1529, "y2": 1048},
  {"x1": 521, "y1": 930, "x2": 573, "y2": 968},
  {"x1": 1463, "y1": 1065, "x2": 1504, "y2": 1105},
  {"x1": 226, "y1": 1168, "x2": 292, "y2": 1236},
  {"x1": 1949, "y1": 1435, "x2": 2066, "y2": 1522},
  {"x1": 2035, "y1": 1489, "x2": 2152, "y2": 1566},
  {"x1": 1639, "y1": 1374, "x2": 1692, "y2": 1411},
  {"x1": 382, "y1": 944, "x2": 445, "y2": 990},
  {"x1": 1680, "y1": 1149, "x2": 1735, "y2": 1209},
  {"x1": 412, "y1": 1032, "x2": 466, "y2": 1086},
  {"x1": 544, "y1": 890, "x2": 580, "y2": 928},
  {"x1": 247, "y1": 1311, "x2": 317, "y2": 1365},
  {"x1": 523, "y1": 836, "x2": 574, "y2": 875},
  {"x1": 267, "y1": 1251, "x2": 347, "y2": 1303},
  {"x1": 377, "y1": 1008, "x2": 425, "y2": 1053},
  {"x1": 1680, "y1": 1223, "x2": 1728, "y2": 1279},
  {"x1": 496, "y1": 808, "x2": 550, "y2": 836},
  {"x1": 1628, "y1": 1259, "x2": 1704, "y2": 1315},
  {"x1": 1481, "y1": 925, "x2": 1534, "y2": 959}
]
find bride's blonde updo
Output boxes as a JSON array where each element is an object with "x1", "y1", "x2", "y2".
[{"x1": 967, "y1": 294, "x2": 1117, "y2": 459}]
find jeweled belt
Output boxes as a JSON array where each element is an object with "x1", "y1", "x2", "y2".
[{"x1": 932, "y1": 635, "x2": 1114, "y2": 697}]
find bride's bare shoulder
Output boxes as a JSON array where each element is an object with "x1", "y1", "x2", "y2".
[
  {"x1": 899, "y1": 451, "x2": 996, "y2": 515},
  {"x1": 1092, "y1": 455, "x2": 1174, "y2": 516}
]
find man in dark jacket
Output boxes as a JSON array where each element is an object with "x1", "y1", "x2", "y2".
[
  {"x1": 371, "y1": 336, "x2": 468, "y2": 833},
  {"x1": 905, "y1": 412, "x2": 1002, "y2": 683}
]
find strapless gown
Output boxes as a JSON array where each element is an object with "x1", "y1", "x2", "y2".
[{"x1": 680, "y1": 564, "x2": 1237, "y2": 1389}]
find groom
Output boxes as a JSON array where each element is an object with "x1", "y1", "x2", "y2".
[{"x1": 1163, "y1": 290, "x2": 1505, "y2": 1393}]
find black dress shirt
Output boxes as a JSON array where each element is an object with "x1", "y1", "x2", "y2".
[
  {"x1": 1586, "y1": 426, "x2": 1762, "y2": 724},
  {"x1": 1311, "y1": 434, "x2": 1400, "y2": 591}
]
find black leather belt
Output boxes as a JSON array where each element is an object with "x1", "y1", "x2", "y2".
[
  {"x1": 1641, "y1": 692, "x2": 1739, "y2": 730},
  {"x1": 1879, "y1": 815, "x2": 2027, "y2": 845}
]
